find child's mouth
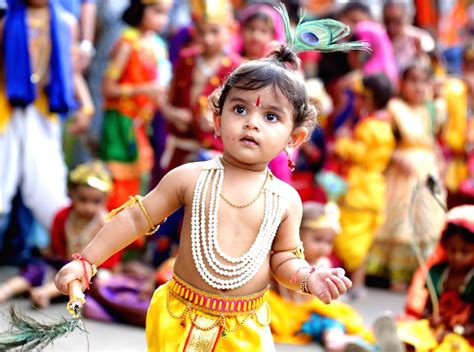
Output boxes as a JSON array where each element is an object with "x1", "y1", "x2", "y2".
[{"x1": 241, "y1": 136, "x2": 258, "y2": 146}]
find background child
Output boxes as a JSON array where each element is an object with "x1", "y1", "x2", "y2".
[
  {"x1": 237, "y1": 2, "x2": 284, "y2": 61},
  {"x1": 159, "y1": 0, "x2": 242, "y2": 172},
  {"x1": 55, "y1": 44, "x2": 354, "y2": 351},
  {"x1": 333, "y1": 73, "x2": 396, "y2": 299},
  {"x1": 0, "y1": 161, "x2": 115, "y2": 308},
  {"x1": 0, "y1": 0, "x2": 93, "y2": 254},
  {"x1": 398, "y1": 205, "x2": 474, "y2": 351},
  {"x1": 368, "y1": 63, "x2": 447, "y2": 291},
  {"x1": 99, "y1": 0, "x2": 173, "y2": 209},
  {"x1": 269, "y1": 201, "x2": 374, "y2": 351}
]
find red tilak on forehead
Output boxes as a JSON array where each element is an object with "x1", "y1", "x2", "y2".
[{"x1": 255, "y1": 95, "x2": 261, "y2": 107}]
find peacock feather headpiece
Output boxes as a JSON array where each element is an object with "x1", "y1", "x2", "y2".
[{"x1": 274, "y1": 3, "x2": 370, "y2": 53}]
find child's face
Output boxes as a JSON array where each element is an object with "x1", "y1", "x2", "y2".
[
  {"x1": 195, "y1": 22, "x2": 231, "y2": 56},
  {"x1": 301, "y1": 227, "x2": 335, "y2": 263},
  {"x1": 141, "y1": 2, "x2": 172, "y2": 33},
  {"x1": 400, "y1": 67, "x2": 429, "y2": 105},
  {"x1": 445, "y1": 233, "x2": 474, "y2": 270},
  {"x1": 215, "y1": 85, "x2": 306, "y2": 168},
  {"x1": 70, "y1": 185, "x2": 107, "y2": 220},
  {"x1": 242, "y1": 17, "x2": 274, "y2": 59},
  {"x1": 383, "y1": 4, "x2": 405, "y2": 39}
]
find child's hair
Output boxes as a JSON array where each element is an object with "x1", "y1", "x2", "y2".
[
  {"x1": 122, "y1": 0, "x2": 166, "y2": 27},
  {"x1": 362, "y1": 73, "x2": 393, "y2": 110},
  {"x1": 68, "y1": 161, "x2": 113, "y2": 194},
  {"x1": 401, "y1": 61, "x2": 433, "y2": 81},
  {"x1": 242, "y1": 11, "x2": 273, "y2": 30},
  {"x1": 441, "y1": 223, "x2": 474, "y2": 247},
  {"x1": 301, "y1": 201, "x2": 341, "y2": 233},
  {"x1": 209, "y1": 45, "x2": 318, "y2": 133},
  {"x1": 339, "y1": 2, "x2": 372, "y2": 19}
]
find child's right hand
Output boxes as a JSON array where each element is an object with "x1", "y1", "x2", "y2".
[{"x1": 54, "y1": 260, "x2": 91, "y2": 295}]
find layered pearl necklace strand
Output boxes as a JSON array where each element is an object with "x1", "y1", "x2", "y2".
[{"x1": 191, "y1": 156, "x2": 285, "y2": 290}]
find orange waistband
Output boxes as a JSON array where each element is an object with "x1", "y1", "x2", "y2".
[{"x1": 169, "y1": 275, "x2": 269, "y2": 316}]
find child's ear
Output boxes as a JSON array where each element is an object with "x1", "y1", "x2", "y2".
[
  {"x1": 213, "y1": 114, "x2": 221, "y2": 136},
  {"x1": 287, "y1": 127, "x2": 309, "y2": 149}
]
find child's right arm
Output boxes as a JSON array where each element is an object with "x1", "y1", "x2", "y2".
[{"x1": 55, "y1": 166, "x2": 189, "y2": 294}]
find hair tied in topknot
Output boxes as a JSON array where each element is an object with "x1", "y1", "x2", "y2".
[
  {"x1": 275, "y1": 2, "x2": 371, "y2": 53},
  {"x1": 268, "y1": 45, "x2": 300, "y2": 71}
]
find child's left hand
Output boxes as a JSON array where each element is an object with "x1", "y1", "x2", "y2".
[{"x1": 307, "y1": 267, "x2": 352, "y2": 304}]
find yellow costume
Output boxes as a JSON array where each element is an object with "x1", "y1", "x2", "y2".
[
  {"x1": 146, "y1": 275, "x2": 274, "y2": 351},
  {"x1": 268, "y1": 290, "x2": 374, "y2": 345},
  {"x1": 397, "y1": 320, "x2": 473, "y2": 352},
  {"x1": 442, "y1": 77, "x2": 469, "y2": 193},
  {"x1": 367, "y1": 98, "x2": 446, "y2": 284},
  {"x1": 333, "y1": 115, "x2": 395, "y2": 271}
]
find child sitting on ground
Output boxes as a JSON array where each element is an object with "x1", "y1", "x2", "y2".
[
  {"x1": 399, "y1": 205, "x2": 474, "y2": 351},
  {"x1": 0, "y1": 161, "x2": 117, "y2": 308},
  {"x1": 269, "y1": 201, "x2": 374, "y2": 351}
]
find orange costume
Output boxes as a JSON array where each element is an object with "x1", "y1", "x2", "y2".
[{"x1": 100, "y1": 27, "x2": 168, "y2": 209}]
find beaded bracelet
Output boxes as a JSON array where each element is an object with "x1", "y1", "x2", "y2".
[
  {"x1": 72, "y1": 253, "x2": 97, "y2": 290},
  {"x1": 300, "y1": 266, "x2": 316, "y2": 294}
]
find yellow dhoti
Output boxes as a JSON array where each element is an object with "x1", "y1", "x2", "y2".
[{"x1": 146, "y1": 275, "x2": 274, "y2": 351}]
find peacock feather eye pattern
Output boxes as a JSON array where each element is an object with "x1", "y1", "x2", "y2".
[{"x1": 275, "y1": 3, "x2": 371, "y2": 53}]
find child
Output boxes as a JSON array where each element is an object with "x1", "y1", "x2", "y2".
[
  {"x1": 0, "y1": 161, "x2": 114, "y2": 307},
  {"x1": 367, "y1": 63, "x2": 447, "y2": 290},
  {"x1": 398, "y1": 205, "x2": 474, "y2": 350},
  {"x1": 159, "y1": 0, "x2": 242, "y2": 172},
  {"x1": 55, "y1": 43, "x2": 356, "y2": 350},
  {"x1": 269, "y1": 201, "x2": 374, "y2": 351},
  {"x1": 0, "y1": 0, "x2": 93, "y2": 242},
  {"x1": 333, "y1": 73, "x2": 395, "y2": 299},
  {"x1": 99, "y1": 0, "x2": 173, "y2": 209},
  {"x1": 237, "y1": 2, "x2": 284, "y2": 61},
  {"x1": 441, "y1": 44, "x2": 474, "y2": 206}
]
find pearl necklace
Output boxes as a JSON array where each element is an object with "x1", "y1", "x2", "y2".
[{"x1": 191, "y1": 157, "x2": 285, "y2": 290}]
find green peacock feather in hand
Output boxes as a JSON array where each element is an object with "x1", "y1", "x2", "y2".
[{"x1": 275, "y1": 3, "x2": 370, "y2": 53}]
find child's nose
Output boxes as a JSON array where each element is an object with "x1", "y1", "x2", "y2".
[{"x1": 244, "y1": 114, "x2": 259, "y2": 130}]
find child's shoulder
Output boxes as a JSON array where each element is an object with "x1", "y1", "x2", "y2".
[
  {"x1": 268, "y1": 175, "x2": 302, "y2": 205},
  {"x1": 164, "y1": 159, "x2": 216, "y2": 180}
]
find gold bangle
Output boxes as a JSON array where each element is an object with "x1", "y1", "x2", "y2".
[
  {"x1": 81, "y1": 105, "x2": 95, "y2": 117},
  {"x1": 300, "y1": 267, "x2": 315, "y2": 294},
  {"x1": 90, "y1": 264, "x2": 98, "y2": 278},
  {"x1": 135, "y1": 196, "x2": 159, "y2": 236}
]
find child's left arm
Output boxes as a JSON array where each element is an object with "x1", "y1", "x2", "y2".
[{"x1": 270, "y1": 188, "x2": 351, "y2": 304}]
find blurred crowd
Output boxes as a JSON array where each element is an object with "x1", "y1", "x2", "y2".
[{"x1": 0, "y1": 0, "x2": 473, "y2": 351}]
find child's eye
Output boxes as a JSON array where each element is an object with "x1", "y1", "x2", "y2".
[
  {"x1": 264, "y1": 113, "x2": 279, "y2": 122},
  {"x1": 233, "y1": 105, "x2": 247, "y2": 115}
]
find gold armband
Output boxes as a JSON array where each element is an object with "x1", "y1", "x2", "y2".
[
  {"x1": 105, "y1": 63, "x2": 122, "y2": 80},
  {"x1": 271, "y1": 242, "x2": 305, "y2": 260},
  {"x1": 106, "y1": 195, "x2": 166, "y2": 236}
]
